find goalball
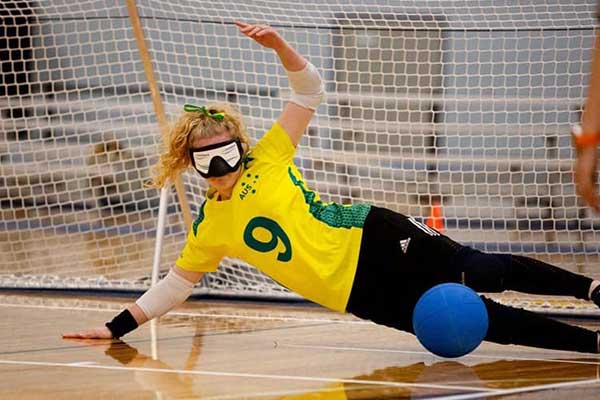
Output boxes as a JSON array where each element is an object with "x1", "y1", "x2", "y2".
[{"x1": 413, "y1": 283, "x2": 489, "y2": 358}]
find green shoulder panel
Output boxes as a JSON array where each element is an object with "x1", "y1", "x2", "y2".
[
  {"x1": 287, "y1": 167, "x2": 371, "y2": 229},
  {"x1": 192, "y1": 201, "x2": 207, "y2": 236},
  {"x1": 242, "y1": 153, "x2": 255, "y2": 170}
]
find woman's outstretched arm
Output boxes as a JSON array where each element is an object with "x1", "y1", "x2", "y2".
[
  {"x1": 235, "y1": 21, "x2": 323, "y2": 147},
  {"x1": 62, "y1": 266, "x2": 204, "y2": 339}
]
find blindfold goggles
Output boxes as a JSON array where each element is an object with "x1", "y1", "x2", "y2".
[{"x1": 189, "y1": 139, "x2": 244, "y2": 178}]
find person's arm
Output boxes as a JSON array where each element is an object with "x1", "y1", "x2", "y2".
[
  {"x1": 235, "y1": 22, "x2": 324, "y2": 147},
  {"x1": 575, "y1": 31, "x2": 600, "y2": 212},
  {"x1": 62, "y1": 266, "x2": 204, "y2": 339}
]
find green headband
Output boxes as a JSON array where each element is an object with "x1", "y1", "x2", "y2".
[{"x1": 183, "y1": 104, "x2": 225, "y2": 121}]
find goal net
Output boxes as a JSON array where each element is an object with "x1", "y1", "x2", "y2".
[{"x1": 1, "y1": 0, "x2": 599, "y2": 315}]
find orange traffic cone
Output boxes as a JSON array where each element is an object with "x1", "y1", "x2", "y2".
[{"x1": 425, "y1": 201, "x2": 444, "y2": 233}]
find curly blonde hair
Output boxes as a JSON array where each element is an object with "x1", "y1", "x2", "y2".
[{"x1": 150, "y1": 102, "x2": 251, "y2": 188}]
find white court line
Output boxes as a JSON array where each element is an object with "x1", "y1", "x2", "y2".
[
  {"x1": 435, "y1": 378, "x2": 600, "y2": 400},
  {"x1": 67, "y1": 361, "x2": 98, "y2": 366},
  {"x1": 0, "y1": 358, "x2": 495, "y2": 393},
  {"x1": 0, "y1": 302, "x2": 369, "y2": 325},
  {"x1": 279, "y1": 343, "x2": 600, "y2": 366}
]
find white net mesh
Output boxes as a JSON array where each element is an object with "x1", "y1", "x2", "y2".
[{"x1": 1, "y1": 0, "x2": 599, "y2": 311}]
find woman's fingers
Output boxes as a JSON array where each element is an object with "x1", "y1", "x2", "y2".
[
  {"x1": 239, "y1": 25, "x2": 254, "y2": 33},
  {"x1": 236, "y1": 21, "x2": 257, "y2": 33},
  {"x1": 255, "y1": 27, "x2": 273, "y2": 37},
  {"x1": 62, "y1": 327, "x2": 113, "y2": 339},
  {"x1": 248, "y1": 26, "x2": 263, "y2": 36},
  {"x1": 235, "y1": 22, "x2": 280, "y2": 49},
  {"x1": 236, "y1": 22, "x2": 271, "y2": 37},
  {"x1": 62, "y1": 331, "x2": 90, "y2": 339}
]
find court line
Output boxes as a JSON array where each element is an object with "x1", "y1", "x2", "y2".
[
  {"x1": 0, "y1": 358, "x2": 496, "y2": 393},
  {"x1": 0, "y1": 301, "x2": 369, "y2": 324},
  {"x1": 67, "y1": 361, "x2": 98, "y2": 366},
  {"x1": 435, "y1": 378, "x2": 600, "y2": 400},
  {"x1": 279, "y1": 343, "x2": 600, "y2": 366}
]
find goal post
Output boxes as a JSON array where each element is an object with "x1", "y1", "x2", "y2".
[{"x1": 1, "y1": 0, "x2": 599, "y2": 314}]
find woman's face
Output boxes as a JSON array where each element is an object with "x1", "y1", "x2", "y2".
[{"x1": 191, "y1": 131, "x2": 243, "y2": 194}]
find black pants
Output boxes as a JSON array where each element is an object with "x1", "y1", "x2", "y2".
[{"x1": 346, "y1": 206, "x2": 598, "y2": 354}]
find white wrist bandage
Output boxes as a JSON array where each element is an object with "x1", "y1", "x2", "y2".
[
  {"x1": 286, "y1": 62, "x2": 324, "y2": 111},
  {"x1": 135, "y1": 269, "x2": 195, "y2": 320}
]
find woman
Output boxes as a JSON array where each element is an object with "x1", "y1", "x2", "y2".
[{"x1": 65, "y1": 22, "x2": 600, "y2": 354}]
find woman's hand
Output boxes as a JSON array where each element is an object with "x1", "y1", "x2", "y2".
[
  {"x1": 235, "y1": 22, "x2": 285, "y2": 50},
  {"x1": 62, "y1": 326, "x2": 113, "y2": 339}
]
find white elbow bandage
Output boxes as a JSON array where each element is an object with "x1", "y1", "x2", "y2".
[
  {"x1": 135, "y1": 269, "x2": 195, "y2": 320},
  {"x1": 286, "y1": 62, "x2": 324, "y2": 111}
]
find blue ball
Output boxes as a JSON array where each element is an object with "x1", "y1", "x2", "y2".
[{"x1": 412, "y1": 283, "x2": 488, "y2": 358}]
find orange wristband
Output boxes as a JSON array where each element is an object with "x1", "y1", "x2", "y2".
[{"x1": 571, "y1": 125, "x2": 600, "y2": 149}]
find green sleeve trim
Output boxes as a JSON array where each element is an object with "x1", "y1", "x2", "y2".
[
  {"x1": 192, "y1": 201, "x2": 207, "y2": 236},
  {"x1": 287, "y1": 167, "x2": 371, "y2": 229}
]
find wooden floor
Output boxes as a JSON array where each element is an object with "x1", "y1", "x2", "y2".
[{"x1": 1, "y1": 292, "x2": 600, "y2": 399}]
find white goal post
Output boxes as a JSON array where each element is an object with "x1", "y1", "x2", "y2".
[{"x1": 1, "y1": 0, "x2": 599, "y2": 315}]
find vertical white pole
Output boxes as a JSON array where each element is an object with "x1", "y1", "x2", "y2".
[
  {"x1": 150, "y1": 186, "x2": 169, "y2": 364},
  {"x1": 150, "y1": 318, "x2": 159, "y2": 359},
  {"x1": 151, "y1": 185, "x2": 169, "y2": 287}
]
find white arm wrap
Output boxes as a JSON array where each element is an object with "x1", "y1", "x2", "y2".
[
  {"x1": 135, "y1": 269, "x2": 195, "y2": 320},
  {"x1": 286, "y1": 62, "x2": 324, "y2": 111}
]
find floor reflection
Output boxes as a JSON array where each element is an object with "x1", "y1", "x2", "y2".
[
  {"x1": 279, "y1": 358, "x2": 600, "y2": 399},
  {"x1": 103, "y1": 340, "x2": 201, "y2": 399},
  {"x1": 98, "y1": 337, "x2": 600, "y2": 400}
]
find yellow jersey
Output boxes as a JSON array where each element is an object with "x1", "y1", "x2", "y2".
[{"x1": 176, "y1": 122, "x2": 371, "y2": 312}]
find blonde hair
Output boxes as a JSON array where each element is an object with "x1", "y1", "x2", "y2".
[{"x1": 151, "y1": 102, "x2": 250, "y2": 188}]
